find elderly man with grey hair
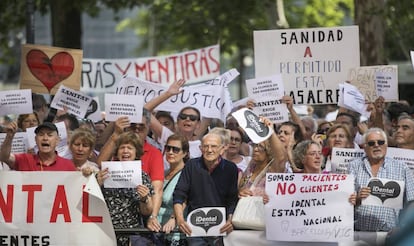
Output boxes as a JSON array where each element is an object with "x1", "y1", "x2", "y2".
[{"x1": 348, "y1": 127, "x2": 414, "y2": 232}]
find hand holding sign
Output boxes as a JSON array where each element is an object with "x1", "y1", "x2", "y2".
[
  {"x1": 232, "y1": 108, "x2": 273, "y2": 144},
  {"x1": 362, "y1": 178, "x2": 404, "y2": 209},
  {"x1": 187, "y1": 207, "x2": 225, "y2": 237}
]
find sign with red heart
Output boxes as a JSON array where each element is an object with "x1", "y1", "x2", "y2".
[{"x1": 20, "y1": 44, "x2": 83, "y2": 95}]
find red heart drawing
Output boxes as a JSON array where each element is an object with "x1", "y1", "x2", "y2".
[{"x1": 26, "y1": 49, "x2": 75, "y2": 92}]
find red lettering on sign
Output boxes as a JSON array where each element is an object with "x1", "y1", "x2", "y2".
[
  {"x1": 50, "y1": 185, "x2": 71, "y2": 222},
  {"x1": 22, "y1": 184, "x2": 42, "y2": 223},
  {"x1": 82, "y1": 186, "x2": 103, "y2": 223},
  {"x1": 0, "y1": 185, "x2": 14, "y2": 222}
]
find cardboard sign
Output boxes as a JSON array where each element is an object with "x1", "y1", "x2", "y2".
[
  {"x1": 265, "y1": 173, "x2": 354, "y2": 242},
  {"x1": 362, "y1": 178, "x2": 404, "y2": 209},
  {"x1": 0, "y1": 89, "x2": 32, "y2": 116},
  {"x1": 254, "y1": 26, "x2": 360, "y2": 105},
  {"x1": 187, "y1": 207, "x2": 226, "y2": 237},
  {"x1": 232, "y1": 108, "x2": 273, "y2": 144},
  {"x1": 20, "y1": 44, "x2": 83, "y2": 94},
  {"x1": 101, "y1": 161, "x2": 143, "y2": 188},
  {"x1": 0, "y1": 172, "x2": 116, "y2": 245},
  {"x1": 347, "y1": 65, "x2": 398, "y2": 102}
]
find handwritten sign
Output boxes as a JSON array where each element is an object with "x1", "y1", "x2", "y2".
[
  {"x1": 101, "y1": 161, "x2": 143, "y2": 188},
  {"x1": 115, "y1": 70, "x2": 238, "y2": 120},
  {"x1": 232, "y1": 108, "x2": 273, "y2": 144},
  {"x1": 374, "y1": 71, "x2": 398, "y2": 101},
  {"x1": 254, "y1": 26, "x2": 359, "y2": 105},
  {"x1": 187, "y1": 207, "x2": 225, "y2": 237},
  {"x1": 51, "y1": 85, "x2": 93, "y2": 118},
  {"x1": 347, "y1": 65, "x2": 398, "y2": 102},
  {"x1": 362, "y1": 178, "x2": 404, "y2": 209},
  {"x1": 0, "y1": 172, "x2": 116, "y2": 246},
  {"x1": 330, "y1": 147, "x2": 365, "y2": 174},
  {"x1": 0, "y1": 89, "x2": 32, "y2": 116},
  {"x1": 20, "y1": 44, "x2": 83, "y2": 94},
  {"x1": 81, "y1": 45, "x2": 220, "y2": 95},
  {"x1": 104, "y1": 94, "x2": 143, "y2": 123},
  {"x1": 265, "y1": 173, "x2": 354, "y2": 242},
  {"x1": 0, "y1": 132, "x2": 29, "y2": 153}
]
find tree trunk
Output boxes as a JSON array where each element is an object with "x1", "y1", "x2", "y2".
[
  {"x1": 354, "y1": 0, "x2": 386, "y2": 66},
  {"x1": 50, "y1": 0, "x2": 82, "y2": 49}
]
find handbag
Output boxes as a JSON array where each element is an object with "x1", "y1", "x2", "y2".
[{"x1": 232, "y1": 159, "x2": 272, "y2": 230}]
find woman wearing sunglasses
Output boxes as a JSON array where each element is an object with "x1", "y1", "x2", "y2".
[{"x1": 148, "y1": 134, "x2": 189, "y2": 245}]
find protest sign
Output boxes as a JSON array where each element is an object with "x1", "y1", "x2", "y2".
[
  {"x1": 362, "y1": 178, "x2": 404, "y2": 209},
  {"x1": 104, "y1": 94, "x2": 144, "y2": 123},
  {"x1": 0, "y1": 172, "x2": 116, "y2": 245},
  {"x1": 85, "y1": 97, "x2": 102, "y2": 122},
  {"x1": 187, "y1": 207, "x2": 226, "y2": 237},
  {"x1": 232, "y1": 108, "x2": 273, "y2": 144},
  {"x1": 20, "y1": 44, "x2": 83, "y2": 94},
  {"x1": 330, "y1": 147, "x2": 365, "y2": 174},
  {"x1": 0, "y1": 132, "x2": 29, "y2": 154},
  {"x1": 101, "y1": 161, "x2": 143, "y2": 188},
  {"x1": 81, "y1": 45, "x2": 220, "y2": 96},
  {"x1": 265, "y1": 173, "x2": 354, "y2": 242},
  {"x1": 254, "y1": 26, "x2": 359, "y2": 105},
  {"x1": 411, "y1": 51, "x2": 414, "y2": 71},
  {"x1": 50, "y1": 85, "x2": 93, "y2": 118},
  {"x1": 0, "y1": 89, "x2": 32, "y2": 116},
  {"x1": 338, "y1": 82, "x2": 367, "y2": 115},
  {"x1": 374, "y1": 71, "x2": 398, "y2": 101},
  {"x1": 245, "y1": 74, "x2": 285, "y2": 98},
  {"x1": 252, "y1": 97, "x2": 289, "y2": 124},
  {"x1": 347, "y1": 65, "x2": 398, "y2": 102},
  {"x1": 115, "y1": 69, "x2": 238, "y2": 120},
  {"x1": 387, "y1": 147, "x2": 414, "y2": 171}
]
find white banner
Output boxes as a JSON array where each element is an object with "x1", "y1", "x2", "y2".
[
  {"x1": 254, "y1": 26, "x2": 360, "y2": 105},
  {"x1": 265, "y1": 173, "x2": 354, "y2": 242},
  {"x1": 0, "y1": 172, "x2": 116, "y2": 246},
  {"x1": 81, "y1": 45, "x2": 220, "y2": 95}
]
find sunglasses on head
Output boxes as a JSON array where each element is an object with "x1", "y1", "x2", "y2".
[
  {"x1": 366, "y1": 140, "x2": 386, "y2": 147},
  {"x1": 165, "y1": 145, "x2": 182, "y2": 154},
  {"x1": 178, "y1": 113, "x2": 199, "y2": 121}
]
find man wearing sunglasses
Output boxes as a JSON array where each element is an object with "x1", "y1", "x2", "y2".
[{"x1": 348, "y1": 127, "x2": 414, "y2": 232}]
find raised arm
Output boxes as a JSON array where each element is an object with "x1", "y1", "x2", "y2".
[
  {"x1": 282, "y1": 95, "x2": 307, "y2": 140},
  {"x1": 262, "y1": 117, "x2": 287, "y2": 173},
  {"x1": 144, "y1": 79, "x2": 185, "y2": 138},
  {"x1": 0, "y1": 122, "x2": 18, "y2": 169}
]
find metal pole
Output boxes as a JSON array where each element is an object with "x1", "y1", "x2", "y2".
[{"x1": 26, "y1": 0, "x2": 35, "y2": 44}]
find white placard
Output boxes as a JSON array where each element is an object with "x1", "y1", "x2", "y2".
[
  {"x1": 232, "y1": 108, "x2": 273, "y2": 144},
  {"x1": 252, "y1": 97, "x2": 289, "y2": 124},
  {"x1": 104, "y1": 94, "x2": 143, "y2": 123},
  {"x1": 101, "y1": 161, "x2": 143, "y2": 188},
  {"x1": 254, "y1": 26, "x2": 360, "y2": 105},
  {"x1": 0, "y1": 172, "x2": 116, "y2": 245},
  {"x1": 338, "y1": 82, "x2": 366, "y2": 115},
  {"x1": 0, "y1": 132, "x2": 29, "y2": 153},
  {"x1": 187, "y1": 207, "x2": 226, "y2": 237},
  {"x1": 361, "y1": 177, "x2": 404, "y2": 209},
  {"x1": 0, "y1": 89, "x2": 32, "y2": 116},
  {"x1": 411, "y1": 51, "x2": 414, "y2": 71},
  {"x1": 246, "y1": 74, "x2": 285, "y2": 98},
  {"x1": 50, "y1": 85, "x2": 93, "y2": 118},
  {"x1": 330, "y1": 147, "x2": 365, "y2": 174},
  {"x1": 386, "y1": 147, "x2": 414, "y2": 171},
  {"x1": 374, "y1": 71, "x2": 398, "y2": 101},
  {"x1": 265, "y1": 173, "x2": 354, "y2": 242}
]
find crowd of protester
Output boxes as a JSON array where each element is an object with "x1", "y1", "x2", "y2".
[{"x1": 2, "y1": 83, "x2": 414, "y2": 246}]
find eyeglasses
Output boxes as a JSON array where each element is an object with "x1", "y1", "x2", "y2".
[
  {"x1": 201, "y1": 144, "x2": 221, "y2": 151},
  {"x1": 128, "y1": 123, "x2": 147, "y2": 132},
  {"x1": 252, "y1": 143, "x2": 266, "y2": 152},
  {"x1": 366, "y1": 140, "x2": 386, "y2": 147},
  {"x1": 178, "y1": 113, "x2": 199, "y2": 122},
  {"x1": 230, "y1": 137, "x2": 241, "y2": 143},
  {"x1": 306, "y1": 152, "x2": 323, "y2": 157},
  {"x1": 165, "y1": 145, "x2": 182, "y2": 154}
]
